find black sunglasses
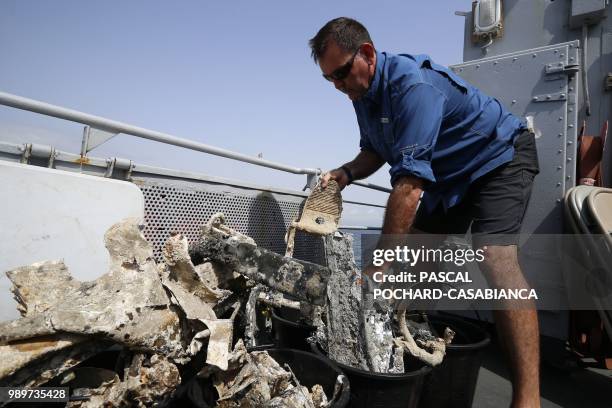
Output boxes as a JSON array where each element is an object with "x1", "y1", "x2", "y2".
[{"x1": 322, "y1": 47, "x2": 361, "y2": 82}]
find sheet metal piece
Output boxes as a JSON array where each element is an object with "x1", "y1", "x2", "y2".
[{"x1": 191, "y1": 228, "x2": 331, "y2": 305}]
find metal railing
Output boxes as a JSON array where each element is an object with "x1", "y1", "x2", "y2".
[{"x1": 0, "y1": 91, "x2": 391, "y2": 193}]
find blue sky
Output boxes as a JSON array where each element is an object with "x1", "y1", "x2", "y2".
[{"x1": 0, "y1": 1, "x2": 468, "y2": 226}]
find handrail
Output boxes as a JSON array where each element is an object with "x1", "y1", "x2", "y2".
[{"x1": 0, "y1": 91, "x2": 392, "y2": 193}]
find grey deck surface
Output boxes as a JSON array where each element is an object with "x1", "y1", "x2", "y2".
[{"x1": 473, "y1": 341, "x2": 612, "y2": 408}]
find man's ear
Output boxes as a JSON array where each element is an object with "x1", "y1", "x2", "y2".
[{"x1": 360, "y1": 43, "x2": 376, "y2": 65}]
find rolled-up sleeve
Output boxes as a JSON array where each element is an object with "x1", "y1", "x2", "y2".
[
  {"x1": 359, "y1": 134, "x2": 374, "y2": 152},
  {"x1": 389, "y1": 83, "x2": 445, "y2": 186}
]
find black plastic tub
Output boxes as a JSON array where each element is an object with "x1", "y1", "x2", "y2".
[
  {"x1": 419, "y1": 314, "x2": 491, "y2": 408},
  {"x1": 311, "y1": 343, "x2": 432, "y2": 408},
  {"x1": 271, "y1": 307, "x2": 316, "y2": 351},
  {"x1": 264, "y1": 348, "x2": 350, "y2": 407}
]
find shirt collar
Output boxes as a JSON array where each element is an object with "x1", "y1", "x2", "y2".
[{"x1": 364, "y1": 50, "x2": 385, "y2": 104}]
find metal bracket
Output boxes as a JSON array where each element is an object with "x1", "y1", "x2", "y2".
[
  {"x1": 80, "y1": 126, "x2": 118, "y2": 156},
  {"x1": 303, "y1": 169, "x2": 322, "y2": 191},
  {"x1": 606, "y1": 73, "x2": 612, "y2": 91},
  {"x1": 20, "y1": 143, "x2": 32, "y2": 164},
  {"x1": 104, "y1": 158, "x2": 116, "y2": 178},
  {"x1": 47, "y1": 147, "x2": 56, "y2": 168},
  {"x1": 532, "y1": 92, "x2": 567, "y2": 103},
  {"x1": 104, "y1": 157, "x2": 134, "y2": 179},
  {"x1": 30, "y1": 144, "x2": 57, "y2": 168},
  {"x1": 545, "y1": 62, "x2": 580, "y2": 76}
]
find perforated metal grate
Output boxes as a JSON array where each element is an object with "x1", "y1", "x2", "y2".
[{"x1": 137, "y1": 179, "x2": 326, "y2": 265}]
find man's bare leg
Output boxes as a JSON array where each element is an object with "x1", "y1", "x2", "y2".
[{"x1": 480, "y1": 245, "x2": 540, "y2": 408}]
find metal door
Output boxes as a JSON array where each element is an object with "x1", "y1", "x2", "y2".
[{"x1": 451, "y1": 40, "x2": 580, "y2": 236}]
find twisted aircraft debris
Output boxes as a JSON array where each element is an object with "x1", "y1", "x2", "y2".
[{"x1": 0, "y1": 194, "x2": 453, "y2": 406}]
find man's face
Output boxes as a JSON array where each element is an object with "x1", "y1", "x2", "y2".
[{"x1": 318, "y1": 40, "x2": 374, "y2": 101}]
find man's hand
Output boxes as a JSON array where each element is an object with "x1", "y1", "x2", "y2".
[
  {"x1": 321, "y1": 167, "x2": 350, "y2": 190},
  {"x1": 321, "y1": 150, "x2": 385, "y2": 190}
]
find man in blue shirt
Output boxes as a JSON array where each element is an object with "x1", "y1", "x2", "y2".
[{"x1": 311, "y1": 17, "x2": 540, "y2": 407}]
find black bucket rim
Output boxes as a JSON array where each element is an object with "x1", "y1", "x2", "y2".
[
  {"x1": 271, "y1": 307, "x2": 316, "y2": 330},
  {"x1": 265, "y1": 347, "x2": 345, "y2": 376},
  {"x1": 264, "y1": 347, "x2": 350, "y2": 407},
  {"x1": 428, "y1": 315, "x2": 491, "y2": 351},
  {"x1": 310, "y1": 342, "x2": 433, "y2": 380}
]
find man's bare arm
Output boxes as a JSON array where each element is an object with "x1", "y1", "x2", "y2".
[
  {"x1": 363, "y1": 175, "x2": 423, "y2": 277},
  {"x1": 321, "y1": 150, "x2": 385, "y2": 189},
  {"x1": 381, "y1": 175, "x2": 423, "y2": 234}
]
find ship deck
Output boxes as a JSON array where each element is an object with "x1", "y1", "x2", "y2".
[{"x1": 474, "y1": 336, "x2": 612, "y2": 408}]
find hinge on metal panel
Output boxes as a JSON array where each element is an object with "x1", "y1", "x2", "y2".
[
  {"x1": 532, "y1": 92, "x2": 568, "y2": 103},
  {"x1": 605, "y1": 73, "x2": 612, "y2": 91},
  {"x1": 545, "y1": 63, "x2": 580, "y2": 76}
]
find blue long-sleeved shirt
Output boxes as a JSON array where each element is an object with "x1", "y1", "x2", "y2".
[{"x1": 353, "y1": 51, "x2": 526, "y2": 213}]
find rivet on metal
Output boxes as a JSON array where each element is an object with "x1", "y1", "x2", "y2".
[
  {"x1": 569, "y1": 87, "x2": 573, "y2": 91},
  {"x1": 560, "y1": 94, "x2": 566, "y2": 98},
  {"x1": 532, "y1": 53, "x2": 537, "y2": 57},
  {"x1": 559, "y1": 117, "x2": 563, "y2": 121},
  {"x1": 533, "y1": 96, "x2": 539, "y2": 101},
  {"x1": 554, "y1": 50, "x2": 558, "y2": 53},
  {"x1": 569, "y1": 57, "x2": 574, "y2": 61},
  {"x1": 567, "y1": 158, "x2": 572, "y2": 162},
  {"x1": 547, "y1": 95, "x2": 552, "y2": 99},
  {"x1": 511, "y1": 100, "x2": 517, "y2": 104},
  {"x1": 567, "y1": 176, "x2": 571, "y2": 179},
  {"x1": 513, "y1": 57, "x2": 518, "y2": 61},
  {"x1": 557, "y1": 182, "x2": 561, "y2": 186},
  {"x1": 568, "y1": 141, "x2": 573, "y2": 145},
  {"x1": 558, "y1": 150, "x2": 563, "y2": 153},
  {"x1": 560, "y1": 54, "x2": 565, "y2": 57},
  {"x1": 557, "y1": 166, "x2": 563, "y2": 169},
  {"x1": 569, "y1": 108, "x2": 574, "y2": 112},
  {"x1": 494, "y1": 61, "x2": 498, "y2": 65},
  {"x1": 557, "y1": 198, "x2": 562, "y2": 203},
  {"x1": 568, "y1": 124, "x2": 574, "y2": 128},
  {"x1": 558, "y1": 133, "x2": 563, "y2": 137}
]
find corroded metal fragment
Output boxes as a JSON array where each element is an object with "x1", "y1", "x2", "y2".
[
  {"x1": 0, "y1": 334, "x2": 111, "y2": 387},
  {"x1": 200, "y1": 340, "x2": 323, "y2": 408},
  {"x1": 191, "y1": 230, "x2": 330, "y2": 305},
  {"x1": 322, "y1": 232, "x2": 398, "y2": 373},
  {"x1": 285, "y1": 180, "x2": 342, "y2": 258},
  {"x1": 0, "y1": 219, "x2": 216, "y2": 374},
  {"x1": 67, "y1": 353, "x2": 180, "y2": 408},
  {"x1": 161, "y1": 233, "x2": 234, "y2": 370}
]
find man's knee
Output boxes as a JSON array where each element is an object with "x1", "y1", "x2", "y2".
[{"x1": 477, "y1": 245, "x2": 523, "y2": 286}]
